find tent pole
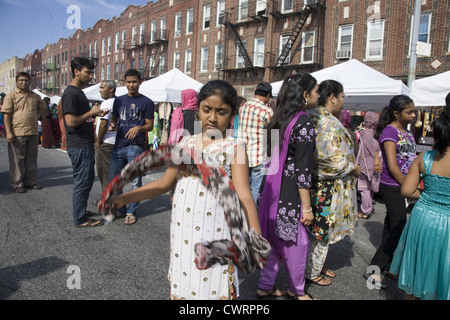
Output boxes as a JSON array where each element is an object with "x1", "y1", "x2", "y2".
[{"x1": 408, "y1": 0, "x2": 422, "y2": 88}]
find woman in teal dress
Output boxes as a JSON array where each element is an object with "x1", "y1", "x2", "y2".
[{"x1": 390, "y1": 95, "x2": 450, "y2": 300}]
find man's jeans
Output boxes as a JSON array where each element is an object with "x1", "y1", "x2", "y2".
[
  {"x1": 67, "y1": 148, "x2": 95, "y2": 226},
  {"x1": 108, "y1": 145, "x2": 145, "y2": 215},
  {"x1": 249, "y1": 162, "x2": 265, "y2": 203}
]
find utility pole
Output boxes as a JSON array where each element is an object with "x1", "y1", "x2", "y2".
[{"x1": 408, "y1": 0, "x2": 422, "y2": 88}]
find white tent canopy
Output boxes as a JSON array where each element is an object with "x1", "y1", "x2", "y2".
[
  {"x1": 271, "y1": 59, "x2": 411, "y2": 111},
  {"x1": 32, "y1": 89, "x2": 61, "y2": 105},
  {"x1": 410, "y1": 70, "x2": 450, "y2": 107},
  {"x1": 138, "y1": 68, "x2": 203, "y2": 103},
  {"x1": 83, "y1": 68, "x2": 203, "y2": 103}
]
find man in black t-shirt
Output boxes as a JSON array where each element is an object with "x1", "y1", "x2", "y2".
[{"x1": 62, "y1": 57, "x2": 107, "y2": 227}]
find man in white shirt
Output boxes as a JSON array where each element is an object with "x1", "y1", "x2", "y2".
[{"x1": 95, "y1": 80, "x2": 117, "y2": 191}]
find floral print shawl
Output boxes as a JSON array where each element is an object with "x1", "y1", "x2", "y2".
[{"x1": 308, "y1": 106, "x2": 358, "y2": 244}]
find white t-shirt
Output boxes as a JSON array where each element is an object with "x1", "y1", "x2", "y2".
[{"x1": 95, "y1": 97, "x2": 116, "y2": 145}]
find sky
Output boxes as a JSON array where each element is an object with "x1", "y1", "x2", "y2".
[{"x1": 0, "y1": 0, "x2": 152, "y2": 63}]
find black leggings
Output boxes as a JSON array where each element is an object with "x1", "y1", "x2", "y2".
[{"x1": 369, "y1": 183, "x2": 407, "y2": 272}]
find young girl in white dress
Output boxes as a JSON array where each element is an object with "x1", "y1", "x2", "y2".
[{"x1": 110, "y1": 80, "x2": 261, "y2": 300}]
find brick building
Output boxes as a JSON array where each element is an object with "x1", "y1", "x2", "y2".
[
  {"x1": 20, "y1": 0, "x2": 449, "y2": 100},
  {"x1": 0, "y1": 56, "x2": 24, "y2": 94}
]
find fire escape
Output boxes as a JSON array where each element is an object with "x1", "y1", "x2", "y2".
[
  {"x1": 122, "y1": 29, "x2": 169, "y2": 80},
  {"x1": 219, "y1": 0, "x2": 270, "y2": 79},
  {"x1": 220, "y1": 0, "x2": 324, "y2": 81},
  {"x1": 270, "y1": 0, "x2": 325, "y2": 73}
]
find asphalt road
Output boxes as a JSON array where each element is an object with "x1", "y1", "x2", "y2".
[{"x1": 0, "y1": 137, "x2": 404, "y2": 301}]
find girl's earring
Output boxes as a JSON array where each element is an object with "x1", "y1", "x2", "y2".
[{"x1": 305, "y1": 99, "x2": 308, "y2": 106}]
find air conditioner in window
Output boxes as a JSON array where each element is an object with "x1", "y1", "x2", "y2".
[
  {"x1": 336, "y1": 50, "x2": 351, "y2": 60},
  {"x1": 214, "y1": 63, "x2": 222, "y2": 70}
]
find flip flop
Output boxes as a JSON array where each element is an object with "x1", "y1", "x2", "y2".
[
  {"x1": 124, "y1": 214, "x2": 137, "y2": 225},
  {"x1": 256, "y1": 287, "x2": 286, "y2": 299},
  {"x1": 77, "y1": 218, "x2": 103, "y2": 228},
  {"x1": 307, "y1": 275, "x2": 332, "y2": 286},
  {"x1": 286, "y1": 290, "x2": 318, "y2": 300},
  {"x1": 321, "y1": 267, "x2": 336, "y2": 278},
  {"x1": 358, "y1": 213, "x2": 370, "y2": 219}
]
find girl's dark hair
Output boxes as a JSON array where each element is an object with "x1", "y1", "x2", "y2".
[
  {"x1": 266, "y1": 73, "x2": 317, "y2": 154},
  {"x1": 375, "y1": 95, "x2": 414, "y2": 139},
  {"x1": 432, "y1": 92, "x2": 450, "y2": 155},
  {"x1": 197, "y1": 80, "x2": 239, "y2": 116},
  {"x1": 317, "y1": 80, "x2": 344, "y2": 107}
]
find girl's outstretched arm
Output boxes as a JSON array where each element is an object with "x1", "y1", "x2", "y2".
[
  {"x1": 231, "y1": 143, "x2": 262, "y2": 235},
  {"x1": 115, "y1": 166, "x2": 178, "y2": 209}
]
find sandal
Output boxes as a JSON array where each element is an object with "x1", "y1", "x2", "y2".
[
  {"x1": 77, "y1": 218, "x2": 103, "y2": 228},
  {"x1": 358, "y1": 213, "x2": 370, "y2": 219},
  {"x1": 307, "y1": 275, "x2": 332, "y2": 286},
  {"x1": 321, "y1": 267, "x2": 336, "y2": 278},
  {"x1": 256, "y1": 287, "x2": 286, "y2": 299},
  {"x1": 286, "y1": 290, "x2": 318, "y2": 300},
  {"x1": 124, "y1": 214, "x2": 137, "y2": 225}
]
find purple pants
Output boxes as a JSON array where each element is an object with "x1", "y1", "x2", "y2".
[{"x1": 258, "y1": 222, "x2": 309, "y2": 295}]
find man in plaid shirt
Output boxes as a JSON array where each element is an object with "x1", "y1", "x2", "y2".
[{"x1": 237, "y1": 82, "x2": 274, "y2": 202}]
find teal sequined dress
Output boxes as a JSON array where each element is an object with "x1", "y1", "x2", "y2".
[{"x1": 390, "y1": 150, "x2": 450, "y2": 300}]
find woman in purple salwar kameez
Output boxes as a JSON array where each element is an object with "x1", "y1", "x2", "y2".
[{"x1": 257, "y1": 73, "x2": 319, "y2": 300}]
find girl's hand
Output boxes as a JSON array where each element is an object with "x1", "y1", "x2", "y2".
[{"x1": 301, "y1": 210, "x2": 314, "y2": 226}]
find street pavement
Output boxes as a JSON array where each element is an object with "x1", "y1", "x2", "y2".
[{"x1": 0, "y1": 137, "x2": 405, "y2": 301}]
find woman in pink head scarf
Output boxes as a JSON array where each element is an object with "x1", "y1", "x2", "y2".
[
  {"x1": 168, "y1": 89, "x2": 198, "y2": 145},
  {"x1": 356, "y1": 111, "x2": 381, "y2": 219}
]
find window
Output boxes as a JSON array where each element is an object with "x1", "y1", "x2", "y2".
[
  {"x1": 280, "y1": 35, "x2": 291, "y2": 64},
  {"x1": 160, "y1": 17, "x2": 167, "y2": 40},
  {"x1": 301, "y1": 30, "x2": 315, "y2": 63},
  {"x1": 337, "y1": 24, "x2": 353, "y2": 58},
  {"x1": 149, "y1": 56, "x2": 155, "y2": 77},
  {"x1": 239, "y1": 0, "x2": 248, "y2": 21},
  {"x1": 203, "y1": 4, "x2": 211, "y2": 29},
  {"x1": 366, "y1": 20, "x2": 385, "y2": 59},
  {"x1": 201, "y1": 47, "x2": 209, "y2": 72},
  {"x1": 214, "y1": 44, "x2": 223, "y2": 70},
  {"x1": 121, "y1": 30, "x2": 127, "y2": 49},
  {"x1": 236, "y1": 40, "x2": 247, "y2": 68},
  {"x1": 418, "y1": 13, "x2": 431, "y2": 43},
  {"x1": 106, "y1": 65, "x2": 111, "y2": 80},
  {"x1": 187, "y1": 8, "x2": 194, "y2": 34},
  {"x1": 107, "y1": 36, "x2": 111, "y2": 54},
  {"x1": 174, "y1": 51, "x2": 180, "y2": 69},
  {"x1": 254, "y1": 37, "x2": 265, "y2": 67},
  {"x1": 159, "y1": 54, "x2": 165, "y2": 75},
  {"x1": 140, "y1": 23, "x2": 145, "y2": 44},
  {"x1": 132, "y1": 26, "x2": 137, "y2": 46},
  {"x1": 150, "y1": 20, "x2": 156, "y2": 42},
  {"x1": 256, "y1": 0, "x2": 266, "y2": 15},
  {"x1": 216, "y1": 0, "x2": 226, "y2": 26},
  {"x1": 139, "y1": 57, "x2": 144, "y2": 73},
  {"x1": 101, "y1": 66, "x2": 105, "y2": 80},
  {"x1": 185, "y1": 49, "x2": 192, "y2": 73},
  {"x1": 114, "y1": 63, "x2": 119, "y2": 80},
  {"x1": 175, "y1": 12, "x2": 182, "y2": 37},
  {"x1": 281, "y1": 0, "x2": 293, "y2": 13},
  {"x1": 101, "y1": 38, "x2": 105, "y2": 56},
  {"x1": 115, "y1": 33, "x2": 119, "y2": 52}
]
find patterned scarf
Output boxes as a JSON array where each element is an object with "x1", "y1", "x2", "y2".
[{"x1": 98, "y1": 144, "x2": 270, "y2": 273}]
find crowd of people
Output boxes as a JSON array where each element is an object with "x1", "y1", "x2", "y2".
[{"x1": 1, "y1": 57, "x2": 449, "y2": 301}]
